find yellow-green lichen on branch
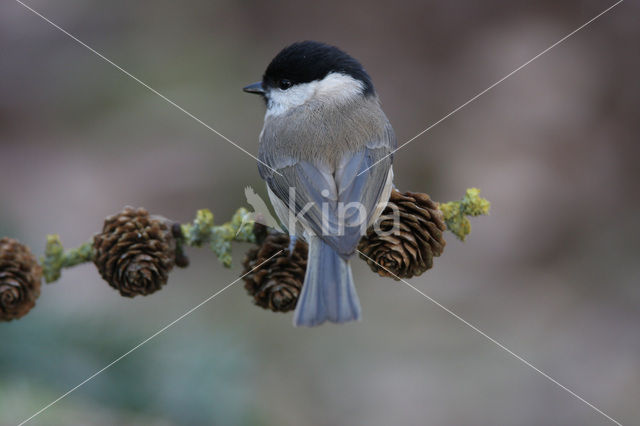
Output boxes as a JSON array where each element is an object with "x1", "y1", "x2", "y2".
[
  {"x1": 439, "y1": 188, "x2": 490, "y2": 241},
  {"x1": 41, "y1": 235, "x2": 94, "y2": 283},
  {"x1": 179, "y1": 207, "x2": 256, "y2": 268}
]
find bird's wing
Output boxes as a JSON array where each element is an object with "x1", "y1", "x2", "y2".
[{"x1": 259, "y1": 122, "x2": 395, "y2": 257}]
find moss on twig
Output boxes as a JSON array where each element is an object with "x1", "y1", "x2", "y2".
[
  {"x1": 41, "y1": 235, "x2": 94, "y2": 283},
  {"x1": 439, "y1": 188, "x2": 490, "y2": 241},
  {"x1": 179, "y1": 207, "x2": 255, "y2": 268}
]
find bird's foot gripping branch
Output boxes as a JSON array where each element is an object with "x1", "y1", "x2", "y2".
[{"x1": 0, "y1": 188, "x2": 489, "y2": 321}]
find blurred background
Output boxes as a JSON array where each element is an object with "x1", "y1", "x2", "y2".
[{"x1": 1, "y1": 0, "x2": 638, "y2": 425}]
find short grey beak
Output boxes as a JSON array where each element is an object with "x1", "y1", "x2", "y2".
[{"x1": 243, "y1": 81, "x2": 265, "y2": 95}]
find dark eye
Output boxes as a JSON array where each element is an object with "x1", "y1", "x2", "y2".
[{"x1": 278, "y1": 79, "x2": 292, "y2": 90}]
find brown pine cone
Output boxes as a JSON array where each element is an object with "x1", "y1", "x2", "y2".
[
  {"x1": 242, "y1": 231, "x2": 308, "y2": 312},
  {"x1": 93, "y1": 207, "x2": 177, "y2": 297},
  {"x1": 0, "y1": 237, "x2": 42, "y2": 321},
  {"x1": 358, "y1": 190, "x2": 446, "y2": 279}
]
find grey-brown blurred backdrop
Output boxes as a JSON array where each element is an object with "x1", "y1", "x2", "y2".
[{"x1": 1, "y1": 0, "x2": 638, "y2": 425}]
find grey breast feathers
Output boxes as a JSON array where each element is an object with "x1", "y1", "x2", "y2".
[{"x1": 259, "y1": 96, "x2": 393, "y2": 170}]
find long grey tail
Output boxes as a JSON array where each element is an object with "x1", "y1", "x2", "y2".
[{"x1": 293, "y1": 236, "x2": 361, "y2": 327}]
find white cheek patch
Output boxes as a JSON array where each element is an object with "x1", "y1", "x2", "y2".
[
  {"x1": 267, "y1": 83, "x2": 317, "y2": 117},
  {"x1": 315, "y1": 72, "x2": 364, "y2": 102},
  {"x1": 266, "y1": 72, "x2": 364, "y2": 117}
]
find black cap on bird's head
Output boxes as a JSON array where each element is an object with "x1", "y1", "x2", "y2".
[{"x1": 243, "y1": 41, "x2": 374, "y2": 97}]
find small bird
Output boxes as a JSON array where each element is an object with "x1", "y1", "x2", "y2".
[{"x1": 244, "y1": 41, "x2": 395, "y2": 326}]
